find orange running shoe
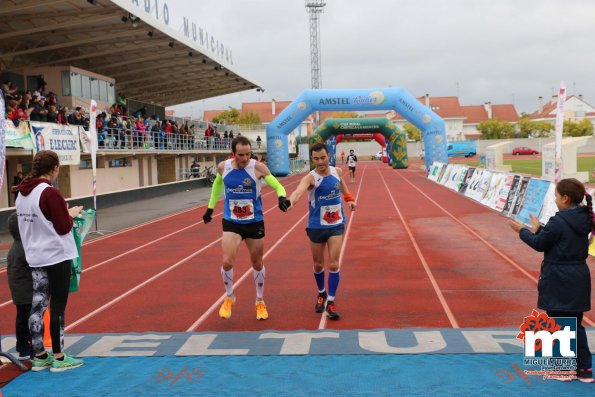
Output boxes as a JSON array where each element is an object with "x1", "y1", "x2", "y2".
[
  {"x1": 219, "y1": 295, "x2": 236, "y2": 319},
  {"x1": 255, "y1": 299, "x2": 268, "y2": 320}
]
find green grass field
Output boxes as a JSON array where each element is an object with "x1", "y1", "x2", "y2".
[
  {"x1": 503, "y1": 158, "x2": 595, "y2": 182},
  {"x1": 451, "y1": 157, "x2": 595, "y2": 182}
]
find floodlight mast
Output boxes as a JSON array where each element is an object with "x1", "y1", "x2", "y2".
[{"x1": 305, "y1": 0, "x2": 326, "y2": 124}]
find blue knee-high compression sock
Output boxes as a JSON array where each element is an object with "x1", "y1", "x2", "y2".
[
  {"x1": 313, "y1": 269, "x2": 325, "y2": 293},
  {"x1": 328, "y1": 270, "x2": 340, "y2": 300}
]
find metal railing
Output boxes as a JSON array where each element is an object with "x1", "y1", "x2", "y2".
[{"x1": 97, "y1": 128, "x2": 237, "y2": 151}]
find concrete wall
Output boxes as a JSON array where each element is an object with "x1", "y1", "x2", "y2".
[{"x1": 69, "y1": 158, "x2": 140, "y2": 198}]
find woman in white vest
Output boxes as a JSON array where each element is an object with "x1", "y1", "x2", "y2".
[{"x1": 14, "y1": 150, "x2": 84, "y2": 372}]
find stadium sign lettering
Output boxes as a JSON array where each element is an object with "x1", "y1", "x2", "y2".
[
  {"x1": 319, "y1": 98, "x2": 351, "y2": 106},
  {"x1": 129, "y1": 0, "x2": 233, "y2": 65},
  {"x1": 131, "y1": 0, "x2": 169, "y2": 25}
]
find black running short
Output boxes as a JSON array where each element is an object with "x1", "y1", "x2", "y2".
[
  {"x1": 306, "y1": 225, "x2": 345, "y2": 244},
  {"x1": 222, "y1": 219, "x2": 265, "y2": 240},
  {"x1": 349, "y1": 166, "x2": 356, "y2": 173}
]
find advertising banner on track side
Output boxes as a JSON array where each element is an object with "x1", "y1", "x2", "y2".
[{"x1": 29, "y1": 121, "x2": 81, "y2": 165}]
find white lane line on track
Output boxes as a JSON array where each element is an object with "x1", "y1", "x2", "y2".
[
  {"x1": 318, "y1": 166, "x2": 367, "y2": 330},
  {"x1": 379, "y1": 169, "x2": 460, "y2": 329},
  {"x1": 394, "y1": 169, "x2": 595, "y2": 327},
  {"x1": 186, "y1": 211, "x2": 310, "y2": 332},
  {"x1": 64, "y1": 197, "x2": 301, "y2": 332},
  {"x1": 0, "y1": 179, "x2": 301, "y2": 308}
]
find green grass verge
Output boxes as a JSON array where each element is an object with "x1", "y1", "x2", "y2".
[{"x1": 450, "y1": 157, "x2": 595, "y2": 182}]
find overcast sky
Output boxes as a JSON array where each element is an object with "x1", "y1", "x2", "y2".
[{"x1": 168, "y1": 0, "x2": 594, "y2": 118}]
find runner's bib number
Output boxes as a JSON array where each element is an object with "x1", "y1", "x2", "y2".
[
  {"x1": 320, "y1": 203, "x2": 343, "y2": 226},
  {"x1": 230, "y1": 199, "x2": 255, "y2": 220}
]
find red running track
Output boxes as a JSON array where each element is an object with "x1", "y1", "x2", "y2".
[{"x1": 1, "y1": 160, "x2": 594, "y2": 334}]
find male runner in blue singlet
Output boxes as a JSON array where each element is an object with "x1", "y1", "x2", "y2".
[
  {"x1": 203, "y1": 136, "x2": 291, "y2": 320},
  {"x1": 286, "y1": 143, "x2": 356, "y2": 320}
]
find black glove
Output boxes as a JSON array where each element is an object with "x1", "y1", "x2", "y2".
[
  {"x1": 203, "y1": 208, "x2": 214, "y2": 224},
  {"x1": 278, "y1": 196, "x2": 291, "y2": 212}
]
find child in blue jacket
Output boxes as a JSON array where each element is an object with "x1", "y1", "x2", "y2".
[{"x1": 510, "y1": 178, "x2": 593, "y2": 383}]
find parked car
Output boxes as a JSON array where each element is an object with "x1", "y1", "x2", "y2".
[
  {"x1": 374, "y1": 150, "x2": 383, "y2": 160},
  {"x1": 512, "y1": 146, "x2": 539, "y2": 155}
]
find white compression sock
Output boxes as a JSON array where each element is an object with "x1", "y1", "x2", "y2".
[
  {"x1": 221, "y1": 267, "x2": 234, "y2": 296},
  {"x1": 253, "y1": 266, "x2": 266, "y2": 299}
]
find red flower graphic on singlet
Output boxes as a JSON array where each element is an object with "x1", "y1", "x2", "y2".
[
  {"x1": 323, "y1": 209, "x2": 340, "y2": 224},
  {"x1": 232, "y1": 205, "x2": 253, "y2": 219},
  {"x1": 517, "y1": 310, "x2": 562, "y2": 352}
]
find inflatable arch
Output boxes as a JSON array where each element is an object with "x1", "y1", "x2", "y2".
[
  {"x1": 310, "y1": 118, "x2": 409, "y2": 169},
  {"x1": 266, "y1": 88, "x2": 448, "y2": 176}
]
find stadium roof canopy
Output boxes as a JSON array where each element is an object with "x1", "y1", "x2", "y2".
[{"x1": 0, "y1": 0, "x2": 259, "y2": 106}]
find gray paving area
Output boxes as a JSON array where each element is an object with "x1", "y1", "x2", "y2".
[{"x1": 0, "y1": 185, "x2": 214, "y2": 267}]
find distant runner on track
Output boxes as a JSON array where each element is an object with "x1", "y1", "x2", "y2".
[
  {"x1": 202, "y1": 136, "x2": 291, "y2": 320},
  {"x1": 346, "y1": 149, "x2": 357, "y2": 183}
]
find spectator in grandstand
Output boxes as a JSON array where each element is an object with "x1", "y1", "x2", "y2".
[
  {"x1": 68, "y1": 107, "x2": 83, "y2": 125},
  {"x1": 228, "y1": 130, "x2": 234, "y2": 140},
  {"x1": 171, "y1": 120, "x2": 180, "y2": 149},
  {"x1": 180, "y1": 123, "x2": 191, "y2": 150},
  {"x1": 117, "y1": 93, "x2": 126, "y2": 107},
  {"x1": 150, "y1": 120, "x2": 161, "y2": 149},
  {"x1": 47, "y1": 92, "x2": 57, "y2": 107},
  {"x1": 30, "y1": 97, "x2": 48, "y2": 122},
  {"x1": 7, "y1": 99, "x2": 26, "y2": 126},
  {"x1": 57, "y1": 106, "x2": 69, "y2": 125},
  {"x1": 256, "y1": 136, "x2": 262, "y2": 148},
  {"x1": 1, "y1": 80, "x2": 18, "y2": 100},
  {"x1": 134, "y1": 116, "x2": 147, "y2": 148},
  {"x1": 47, "y1": 106, "x2": 58, "y2": 123},
  {"x1": 14, "y1": 150, "x2": 84, "y2": 372},
  {"x1": 106, "y1": 116, "x2": 117, "y2": 147},
  {"x1": 96, "y1": 113, "x2": 106, "y2": 145},
  {"x1": 108, "y1": 103, "x2": 119, "y2": 118},
  {"x1": 82, "y1": 116, "x2": 90, "y2": 131}
]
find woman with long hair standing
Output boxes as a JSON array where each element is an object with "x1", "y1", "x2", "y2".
[{"x1": 13, "y1": 150, "x2": 84, "y2": 372}]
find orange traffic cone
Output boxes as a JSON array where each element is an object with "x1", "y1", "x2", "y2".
[{"x1": 43, "y1": 308, "x2": 52, "y2": 349}]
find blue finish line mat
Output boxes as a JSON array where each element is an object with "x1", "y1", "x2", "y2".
[
  {"x1": 3, "y1": 354, "x2": 595, "y2": 396},
  {"x1": 5, "y1": 328, "x2": 595, "y2": 356}
]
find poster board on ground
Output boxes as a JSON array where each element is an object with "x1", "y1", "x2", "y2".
[
  {"x1": 494, "y1": 174, "x2": 516, "y2": 212},
  {"x1": 538, "y1": 182, "x2": 558, "y2": 225},
  {"x1": 464, "y1": 168, "x2": 484, "y2": 200},
  {"x1": 515, "y1": 178, "x2": 551, "y2": 226},
  {"x1": 482, "y1": 172, "x2": 507, "y2": 209},
  {"x1": 468, "y1": 169, "x2": 493, "y2": 202},
  {"x1": 502, "y1": 175, "x2": 522, "y2": 217},
  {"x1": 437, "y1": 164, "x2": 454, "y2": 185},
  {"x1": 427, "y1": 162, "x2": 443, "y2": 181},
  {"x1": 446, "y1": 165, "x2": 468, "y2": 191},
  {"x1": 510, "y1": 176, "x2": 531, "y2": 218},
  {"x1": 458, "y1": 167, "x2": 476, "y2": 195}
]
